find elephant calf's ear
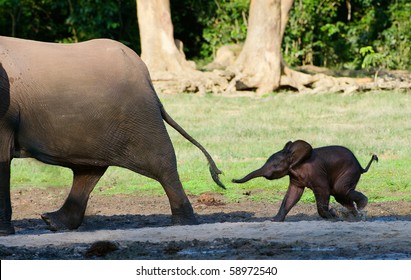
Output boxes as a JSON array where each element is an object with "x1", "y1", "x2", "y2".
[
  {"x1": 283, "y1": 141, "x2": 293, "y2": 152},
  {"x1": 289, "y1": 140, "x2": 313, "y2": 166}
]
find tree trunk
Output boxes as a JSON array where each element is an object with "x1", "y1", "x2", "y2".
[
  {"x1": 136, "y1": 0, "x2": 231, "y2": 94},
  {"x1": 228, "y1": 0, "x2": 320, "y2": 93},
  {"x1": 230, "y1": 0, "x2": 283, "y2": 94},
  {"x1": 136, "y1": 0, "x2": 194, "y2": 74}
]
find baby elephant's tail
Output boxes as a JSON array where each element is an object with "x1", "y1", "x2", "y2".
[{"x1": 361, "y1": 154, "x2": 379, "y2": 174}]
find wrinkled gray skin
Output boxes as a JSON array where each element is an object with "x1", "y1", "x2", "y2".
[
  {"x1": 0, "y1": 36, "x2": 225, "y2": 235},
  {"x1": 233, "y1": 140, "x2": 378, "y2": 221}
]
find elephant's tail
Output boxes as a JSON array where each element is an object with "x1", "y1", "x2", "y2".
[
  {"x1": 361, "y1": 154, "x2": 379, "y2": 174},
  {"x1": 160, "y1": 104, "x2": 226, "y2": 189}
]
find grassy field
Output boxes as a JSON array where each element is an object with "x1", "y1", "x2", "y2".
[{"x1": 10, "y1": 90, "x2": 411, "y2": 203}]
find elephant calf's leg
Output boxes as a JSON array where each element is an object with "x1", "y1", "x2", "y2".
[
  {"x1": 314, "y1": 193, "x2": 337, "y2": 219},
  {"x1": 334, "y1": 194, "x2": 357, "y2": 212},
  {"x1": 347, "y1": 190, "x2": 368, "y2": 210},
  {"x1": 41, "y1": 167, "x2": 107, "y2": 231},
  {"x1": 272, "y1": 184, "x2": 304, "y2": 222}
]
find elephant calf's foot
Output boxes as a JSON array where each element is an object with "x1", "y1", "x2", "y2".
[
  {"x1": 41, "y1": 211, "x2": 82, "y2": 231},
  {"x1": 0, "y1": 222, "x2": 15, "y2": 236},
  {"x1": 318, "y1": 208, "x2": 338, "y2": 220},
  {"x1": 329, "y1": 207, "x2": 338, "y2": 217},
  {"x1": 356, "y1": 197, "x2": 368, "y2": 211}
]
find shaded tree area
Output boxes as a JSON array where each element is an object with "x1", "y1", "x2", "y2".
[
  {"x1": 283, "y1": 0, "x2": 411, "y2": 71},
  {"x1": 0, "y1": 0, "x2": 139, "y2": 50},
  {"x1": 1, "y1": 0, "x2": 410, "y2": 93}
]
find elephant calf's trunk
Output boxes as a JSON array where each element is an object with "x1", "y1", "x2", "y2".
[
  {"x1": 232, "y1": 178, "x2": 248, "y2": 184},
  {"x1": 232, "y1": 168, "x2": 265, "y2": 184}
]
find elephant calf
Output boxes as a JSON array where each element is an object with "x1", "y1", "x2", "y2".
[{"x1": 233, "y1": 140, "x2": 378, "y2": 221}]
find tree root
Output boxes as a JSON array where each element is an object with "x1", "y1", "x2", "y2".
[{"x1": 151, "y1": 66, "x2": 411, "y2": 95}]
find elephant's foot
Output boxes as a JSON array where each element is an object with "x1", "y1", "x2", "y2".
[
  {"x1": 271, "y1": 215, "x2": 285, "y2": 222},
  {"x1": 41, "y1": 210, "x2": 82, "y2": 231},
  {"x1": 0, "y1": 222, "x2": 15, "y2": 236},
  {"x1": 172, "y1": 214, "x2": 199, "y2": 225},
  {"x1": 171, "y1": 202, "x2": 198, "y2": 225}
]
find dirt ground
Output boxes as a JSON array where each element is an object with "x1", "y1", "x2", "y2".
[{"x1": 0, "y1": 187, "x2": 410, "y2": 260}]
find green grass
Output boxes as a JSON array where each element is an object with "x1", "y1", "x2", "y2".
[{"x1": 10, "y1": 90, "x2": 411, "y2": 203}]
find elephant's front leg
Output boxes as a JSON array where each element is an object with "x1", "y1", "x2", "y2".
[
  {"x1": 0, "y1": 161, "x2": 15, "y2": 235},
  {"x1": 272, "y1": 183, "x2": 304, "y2": 222},
  {"x1": 41, "y1": 167, "x2": 107, "y2": 231}
]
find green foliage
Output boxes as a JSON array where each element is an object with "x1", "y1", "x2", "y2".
[
  {"x1": 0, "y1": 0, "x2": 139, "y2": 50},
  {"x1": 63, "y1": 0, "x2": 121, "y2": 42},
  {"x1": 170, "y1": 0, "x2": 214, "y2": 59},
  {"x1": 173, "y1": 0, "x2": 410, "y2": 70},
  {"x1": 359, "y1": 46, "x2": 386, "y2": 71},
  {"x1": 284, "y1": 0, "x2": 410, "y2": 70},
  {"x1": 284, "y1": 0, "x2": 348, "y2": 66},
  {"x1": 372, "y1": 0, "x2": 411, "y2": 70},
  {"x1": 0, "y1": 0, "x2": 71, "y2": 41},
  {"x1": 170, "y1": 0, "x2": 249, "y2": 61},
  {"x1": 198, "y1": 0, "x2": 249, "y2": 58}
]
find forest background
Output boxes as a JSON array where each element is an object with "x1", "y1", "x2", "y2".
[{"x1": 1, "y1": 0, "x2": 410, "y2": 74}]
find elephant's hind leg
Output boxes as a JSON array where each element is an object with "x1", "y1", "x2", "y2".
[
  {"x1": 41, "y1": 167, "x2": 107, "y2": 231},
  {"x1": 157, "y1": 168, "x2": 198, "y2": 226},
  {"x1": 348, "y1": 190, "x2": 368, "y2": 210},
  {"x1": 334, "y1": 191, "x2": 368, "y2": 219},
  {"x1": 334, "y1": 173, "x2": 368, "y2": 215},
  {"x1": 118, "y1": 115, "x2": 198, "y2": 226}
]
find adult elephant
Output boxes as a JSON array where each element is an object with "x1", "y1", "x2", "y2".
[{"x1": 0, "y1": 36, "x2": 225, "y2": 235}]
